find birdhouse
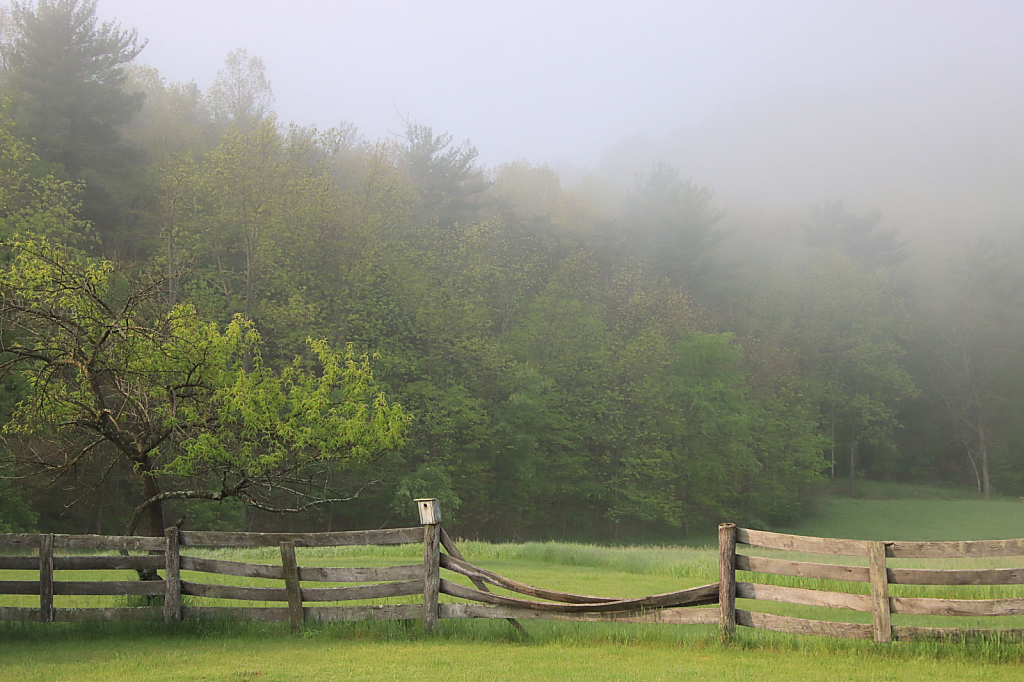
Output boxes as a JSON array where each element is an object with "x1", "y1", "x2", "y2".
[{"x1": 414, "y1": 498, "x2": 441, "y2": 525}]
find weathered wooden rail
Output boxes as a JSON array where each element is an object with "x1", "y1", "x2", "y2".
[{"x1": 719, "y1": 523, "x2": 1024, "y2": 642}]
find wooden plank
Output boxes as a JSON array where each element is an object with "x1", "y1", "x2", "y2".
[
  {"x1": 181, "y1": 582, "x2": 289, "y2": 601},
  {"x1": 887, "y1": 538, "x2": 1024, "y2": 559},
  {"x1": 894, "y1": 626, "x2": 1024, "y2": 642},
  {"x1": 0, "y1": 534, "x2": 41, "y2": 548},
  {"x1": 39, "y1": 533, "x2": 54, "y2": 623},
  {"x1": 440, "y1": 527, "x2": 527, "y2": 637},
  {"x1": 298, "y1": 564, "x2": 423, "y2": 583},
  {"x1": 735, "y1": 582, "x2": 873, "y2": 612},
  {"x1": 735, "y1": 609, "x2": 872, "y2": 639},
  {"x1": 719, "y1": 522, "x2": 737, "y2": 640},
  {"x1": 0, "y1": 580, "x2": 160, "y2": 597},
  {"x1": 736, "y1": 528, "x2": 868, "y2": 557},
  {"x1": 54, "y1": 555, "x2": 165, "y2": 571},
  {"x1": 0, "y1": 607, "x2": 40, "y2": 621},
  {"x1": 736, "y1": 555, "x2": 869, "y2": 583},
  {"x1": 0, "y1": 556, "x2": 39, "y2": 570},
  {"x1": 891, "y1": 596, "x2": 1024, "y2": 617},
  {"x1": 54, "y1": 535, "x2": 165, "y2": 552},
  {"x1": 178, "y1": 527, "x2": 423, "y2": 548},
  {"x1": 440, "y1": 579, "x2": 719, "y2": 613},
  {"x1": 422, "y1": 522, "x2": 440, "y2": 632},
  {"x1": 0, "y1": 581, "x2": 40, "y2": 594},
  {"x1": 440, "y1": 554, "x2": 617, "y2": 604},
  {"x1": 180, "y1": 556, "x2": 283, "y2": 580},
  {"x1": 298, "y1": 581, "x2": 423, "y2": 602},
  {"x1": 184, "y1": 606, "x2": 290, "y2": 622},
  {"x1": 888, "y1": 567, "x2": 1024, "y2": 585},
  {"x1": 280, "y1": 541, "x2": 303, "y2": 631},
  {"x1": 56, "y1": 607, "x2": 162, "y2": 622},
  {"x1": 868, "y1": 541, "x2": 892, "y2": 643},
  {"x1": 179, "y1": 580, "x2": 423, "y2": 602},
  {"x1": 6, "y1": 554, "x2": 164, "y2": 571},
  {"x1": 54, "y1": 581, "x2": 165, "y2": 596},
  {"x1": 305, "y1": 604, "x2": 423, "y2": 623},
  {"x1": 440, "y1": 603, "x2": 720, "y2": 625},
  {"x1": 164, "y1": 527, "x2": 182, "y2": 622},
  {"x1": 180, "y1": 560, "x2": 423, "y2": 586},
  {"x1": 182, "y1": 604, "x2": 424, "y2": 623}
]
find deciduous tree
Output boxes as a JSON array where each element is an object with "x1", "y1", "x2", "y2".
[{"x1": 0, "y1": 237, "x2": 411, "y2": 536}]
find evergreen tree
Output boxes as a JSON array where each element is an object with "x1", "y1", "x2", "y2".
[{"x1": 4, "y1": 0, "x2": 145, "y2": 244}]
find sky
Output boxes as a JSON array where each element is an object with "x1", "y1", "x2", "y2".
[{"x1": 99, "y1": 0, "x2": 1024, "y2": 239}]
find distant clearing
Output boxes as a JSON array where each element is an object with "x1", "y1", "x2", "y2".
[{"x1": 776, "y1": 482, "x2": 1024, "y2": 542}]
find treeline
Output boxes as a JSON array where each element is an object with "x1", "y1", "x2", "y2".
[{"x1": 1, "y1": 1, "x2": 1022, "y2": 541}]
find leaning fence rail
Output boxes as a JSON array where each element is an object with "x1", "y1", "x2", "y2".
[{"x1": 719, "y1": 523, "x2": 1024, "y2": 642}]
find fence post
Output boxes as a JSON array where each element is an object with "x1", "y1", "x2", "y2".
[
  {"x1": 868, "y1": 541, "x2": 892, "y2": 643},
  {"x1": 164, "y1": 527, "x2": 182, "y2": 622},
  {"x1": 39, "y1": 533, "x2": 54, "y2": 623},
  {"x1": 280, "y1": 541, "x2": 304, "y2": 631},
  {"x1": 416, "y1": 498, "x2": 441, "y2": 633},
  {"x1": 718, "y1": 523, "x2": 737, "y2": 641}
]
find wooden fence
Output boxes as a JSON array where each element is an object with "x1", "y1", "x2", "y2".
[
  {"x1": 4, "y1": 508, "x2": 1024, "y2": 641},
  {"x1": 0, "y1": 499, "x2": 717, "y2": 632},
  {"x1": 0, "y1": 525, "x2": 427, "y2": 627},
  {"x1": 719, "y1": 523, "x2": 1024, "y2": 642}
]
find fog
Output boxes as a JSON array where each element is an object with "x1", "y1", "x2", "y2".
[{"x1": 100, "y1": 0, "x2": 1024, "y2": 240}]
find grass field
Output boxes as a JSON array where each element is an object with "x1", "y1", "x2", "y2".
[
  {"x1": 778, "y1": 481, "x2": 1024, "y2": 541},
  {"x1": 5, "y1": 485, "x2": 1024, "y2": 681}
]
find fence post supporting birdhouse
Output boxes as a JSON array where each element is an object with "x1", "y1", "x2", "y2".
[{"x1": 416, "y1": 498, "x2": 441, "y2": 632}]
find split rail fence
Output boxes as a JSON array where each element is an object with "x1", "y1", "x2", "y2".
[
  {"x1": 0, "y1": 499, "x2": 716, "y2": 631},
  {"x1": 3, "y1": 504, "x2": 1024, "y2": 642},
  {"x1": 719, "y1": 523, "x2": 1024, "y2": 642}
]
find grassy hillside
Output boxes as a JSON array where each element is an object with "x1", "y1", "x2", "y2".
[{"x1": 774, "y1": 481, "x2": 1024, "y2": 541}]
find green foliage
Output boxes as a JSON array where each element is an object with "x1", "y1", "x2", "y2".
[
  {"x1": 787, "y1": 251, "x2": 918, "y2": 482},
  {"x1": 0, "y1": 478, "x2": 36, "y2": 531},
  {"x1": 400, "y1": 123, "x2": 488, "y2": 225},
  {"x1": 803, "y1": 200, "x2": 908, "y2": 269},
  {"x1": 0, "y1": 235, "x2": 411, "y2": 533},
  {"x1": 4, "y1": 0, "x2": 145, "y2": 239},
  {"x1": 5, "y1": 0, "x2": 144, "y2": 171},
  {"x1": 622, "y1": 160, "x2": 726, "y2": 295},
  {"x1": 0, "y1": 112, "x2": 90, "y2": 246},
  {"x1": 207, "y1": 48, "x2": 274, "y2": 130}
]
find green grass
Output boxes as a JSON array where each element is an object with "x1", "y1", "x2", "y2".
[
  {"x1": 3, "y1": 618, "x2": 1024, "y2": 681},
  {"x1": 778, "y1": 480, "x2": 1024, "y2": 541}
]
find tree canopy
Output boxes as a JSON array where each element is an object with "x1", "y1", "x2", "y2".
[
  {"x1": 4, "y1": 4, "x2": 1019, "y2": 541},
  {"x1": 0, "y1": 236, "x2": 411, "y2": 535}
]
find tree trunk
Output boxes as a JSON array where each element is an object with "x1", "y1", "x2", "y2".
[
  {"x1": 978, "y1": 413, "x2": 991, "y2": 499},
  {"x1": 848, "y1": 423, "x2": 860, "y2": 493},
  {"x1": 140, "y1": 464, "x2": 166, "y2": 537}
]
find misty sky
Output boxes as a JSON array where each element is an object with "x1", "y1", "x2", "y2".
[{"x1": 101, "y1": 0, "x2": 1024, "y2": 238}]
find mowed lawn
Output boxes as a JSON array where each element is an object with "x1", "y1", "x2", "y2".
[
  {"x1": 5, "y1": 491, "x2": 1024, "y2": 680},
  {"x1": 5, "y1": 630, "x2": 1024, "y2": 682}
]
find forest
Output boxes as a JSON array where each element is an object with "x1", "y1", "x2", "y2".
[{"x1": 0, "y1": 0, "x2": 1021, "y2": 542}]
